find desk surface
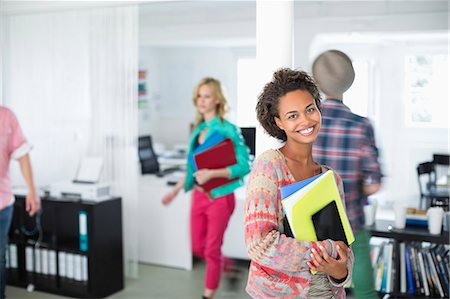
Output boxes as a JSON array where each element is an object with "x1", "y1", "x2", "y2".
[{"x1": 367, "y1": 220, "x2": 449, "y2": 244}]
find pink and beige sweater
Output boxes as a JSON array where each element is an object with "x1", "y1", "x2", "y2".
[{"x1": 244, "y1": 149, "x2": 354, "y2": 298}]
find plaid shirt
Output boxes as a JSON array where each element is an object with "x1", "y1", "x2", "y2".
[{"x1": 313, "y1": 99, "x2": 382, "y2": 232}]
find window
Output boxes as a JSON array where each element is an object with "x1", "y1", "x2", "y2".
[
  {"x1": 344, "y1": 60, "x2": 370, "y2": 117},
  {"x1": 404, "y1": 54, "x2": 448, "y2": 128}
]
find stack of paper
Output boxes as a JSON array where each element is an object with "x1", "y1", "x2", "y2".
[{"x1": 280, "y1": 170, "x2": 354, "y2": 245}]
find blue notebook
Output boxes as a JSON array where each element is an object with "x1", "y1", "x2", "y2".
[{"x1": 280, "y1": 173, "x2": 323, "y2": 199}]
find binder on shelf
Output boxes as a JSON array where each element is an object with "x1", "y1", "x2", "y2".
[
  {"x1": 66, "y1": 253, "x2": 75, "y2": 280},
  {"x1": 193, "y1": 138, "x2": 238, "y2": 192},
  {"x1": 422, "y1": 250, "x2": 435, "y2": 297},
  {"x1": 400, "y1": 242, "x2": 406, "y2": 293},
  {"x1": 9, "y1": 244, "x2": 17, "y2": 269},
  {"x1": 280, "y1": 170, "x2": 354, "y2": 245},
  {"x1": 434, "y1": 253, "x2": 449, "y2": 297},
  {"x1": 426, "y1": 250, "x2": 445, "y2": 297},
  {"x1": 81, "y1": 255, "x2": 88, "y2": 282},
  {"x1": 374, "y1": 243, "x2": 384, "y2": 291},
  {"x1": 405, "y1": 245, "x2": 415, "y2": 295},
  {"x1": 74, "y1": 254, "x2": 82, "y2": 281},
  {"x1": 418, "y1": 251, "x2": 430, "y2": 297},
  {"x1": 79, "y1": 211, "x2": 88, "y2": 252},
  {"x1": 34, "y1": 247, "x2": 42, "y2": 274},
  {"x1": 25, "y1": 246, "x2": 34, "y2": 281},
  {"x1": 385, "y1": 243, "x2": 393, "y2": 294},
  {"x1": 410, "y1": 246, "x2": 423, "y2": 296},
  {"x1": 41, "y1": 248, "x2": 49, "y2": 275},
  {"x1": 6, "y1": 243, "x2": 19, "y2": 283},
  {"x1": 48, "y1": 250, "x2": 57, "y2": 276}
]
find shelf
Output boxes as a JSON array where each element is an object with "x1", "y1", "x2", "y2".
[
  {"x1": 367, "y1": 220, "x2": 449, "y2": 244},
  {"x1": 368, "y1": 220, "x2": 449, "y2": 298},
  {"x1": 7, "y1": 196, "x2": 123, "y2": 298}
]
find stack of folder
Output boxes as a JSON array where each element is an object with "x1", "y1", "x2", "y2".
[
  {"x1": 280, "y1": 170, "x2": 354, "y2": 245},
  {"x1": 190, "y1": 131, "x2": 238, "y2": 192}
]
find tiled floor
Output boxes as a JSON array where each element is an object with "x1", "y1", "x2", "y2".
[
  {"x1": 6, "y1": 259, "x2": 358, "y2": 299},
  {"x1": 6, "y1": 260, "x2": 252, "y2": 299}
]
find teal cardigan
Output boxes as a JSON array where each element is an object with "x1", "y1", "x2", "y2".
[{"x1": 184, "y1": 116, "x2": 251, "y2": 199}]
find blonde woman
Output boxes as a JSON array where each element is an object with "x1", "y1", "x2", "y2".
[{"x1": 162, "y1": 78, "x2": 250, "y2": 299}]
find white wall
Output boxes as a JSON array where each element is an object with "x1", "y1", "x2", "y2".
[
  {"x1": 138, "y1": 46, "x2": 242, "y2": 148},
  {"x1": 137, "y1": 1, "x2": 449, "y2": 208},
  {"x1": 293, "y1": 6, "x2": 448, "y2": 207}
]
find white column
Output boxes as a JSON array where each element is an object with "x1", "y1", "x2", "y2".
[{"x1": 255, "y1": 0, "x2": 294, "y2": 156}]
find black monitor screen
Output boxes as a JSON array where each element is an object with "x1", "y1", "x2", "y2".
[{"x1": 240, "y1": 127, "x2": 256, "y2": 156}]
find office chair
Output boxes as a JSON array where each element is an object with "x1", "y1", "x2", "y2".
[
  {"x1": 417, "y1": 161, "x2": 449, "y2": 210},
  {"x1": 240, "y1": 127, "x2": 256, "y2": 157},
  {"x1": 432, "y1": 153, "x2": 450, "y2": 210},
  {"x1": 138, "y1": 136, "x2": 160, "y2": 174},
  {"x1": 433, "y1": 153, "x2": 449, "y2": 165},
  {"x1": 417, "y1": 162, "x2": 436, "y2": 209}
]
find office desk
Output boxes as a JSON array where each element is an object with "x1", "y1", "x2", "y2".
[
  {"x1": 138, "y1": 175, "x2": 192, "y2": 270},
  {"x1": 138, "y1": 175, "x2": 249, "y2": 271},
  {"x1": 222, "y1": 186, "x2": 248, "y2": 260}
]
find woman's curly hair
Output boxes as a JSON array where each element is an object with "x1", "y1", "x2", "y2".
[{"x1": 256, "y1": 68, "x2": 321, "y2": 142}]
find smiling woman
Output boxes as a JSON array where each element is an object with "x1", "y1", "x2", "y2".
[{"x1": 245, "y1": 68, "x2": 354, "y2": 299}]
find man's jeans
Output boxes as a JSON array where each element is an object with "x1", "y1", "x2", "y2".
[{"x1": 0, "y1": 205, "x2": 13, "y2": 299}]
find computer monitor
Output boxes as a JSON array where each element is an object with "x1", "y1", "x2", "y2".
[
  {"x1": 138, "y1": 135, "x2": 160, "y2": 174},
  {"x1": 240, "y1": 127, "x2": 256, "y2": 156}
]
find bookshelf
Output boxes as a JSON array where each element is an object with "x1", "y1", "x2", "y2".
[
  {"x1": 6, "y1": 195, "x2": 124, "y2": 298},
  {"x1": 368, "y1": 220, "x2": 449, "y2": 298}
]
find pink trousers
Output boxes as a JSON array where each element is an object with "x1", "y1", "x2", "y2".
[{"x1": 190, "y1": 189, "x2": 236, "y2": 290}]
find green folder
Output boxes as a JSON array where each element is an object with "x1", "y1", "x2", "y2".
[{"x1": 281, "y1": 170, "x2": 355, "y2": 245}]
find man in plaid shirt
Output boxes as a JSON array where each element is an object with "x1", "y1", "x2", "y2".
[{"x1": 312, "y1": 50, "x2": 382, "y2": 299}]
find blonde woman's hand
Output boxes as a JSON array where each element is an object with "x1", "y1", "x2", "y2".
[
  {"x1": 193, "y1": 169, "x2": 214, "y2": 185},
  {"x1": 307, "y1": 241, "x2": 348, "y2": 280},
  {"x1": 161, "y1": 190, "x2": 177, "y2": 206}
]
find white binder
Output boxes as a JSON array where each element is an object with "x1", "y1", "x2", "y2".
[
  {"x1": 9, "y1": 244, "x2": 18, "y2": 269},
  {"x1": 25, "y1": 246, "x2": 34, "y2": 272},
  {"x1": 34, "y1": 247, "x2": 42, "y2": 274},
  {"x1": 66, "y1": 253, "x2": 74, "y2": 279},
  {"x1": 58, "y1": 251, "x2": 66, "y2": 278},
  {"x1": 81, "y1": 255, "x2": 88, "y2": 282},
  {"x1": 41, "y1": 248, "x2": 49, "y2": 275},
  {"x1": 74, "y1": 254, "x2": 82, "y2": 281},
  {"x1": 49, "y1": 250, "x2": 57, "y2": 276}
]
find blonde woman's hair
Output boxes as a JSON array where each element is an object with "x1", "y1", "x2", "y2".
[{"x1": 192, "y1": 77, "x2": 228, "y2": 126}]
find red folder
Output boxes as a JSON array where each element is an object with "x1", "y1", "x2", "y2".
[{"x1": 193, "y1": 138, "x2": 238, "y2": 192}]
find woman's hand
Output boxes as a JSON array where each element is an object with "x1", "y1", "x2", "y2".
[
  {"x1": 307, "y1": 241, "x2": 348, "y2": 280},
  {"x1": 193, "y1": 169, "x2": 214, "y2": 185},
  {"x1": 161, "y1": 189, "x2": 177, "y2": 206},
  {"x1": 25, "y1": 192, "x2": 41, "y2": 216}
]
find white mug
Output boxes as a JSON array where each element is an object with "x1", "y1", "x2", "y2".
[
  {"x1": 364, "y1": 204, "x2": 376, "y2": 226},
  {"x1": 427, "y1": 207, "x2": 444, "y2": 235},
  {"x1": 393, "y1": 204, "x2": 407, "y2": 229}
]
